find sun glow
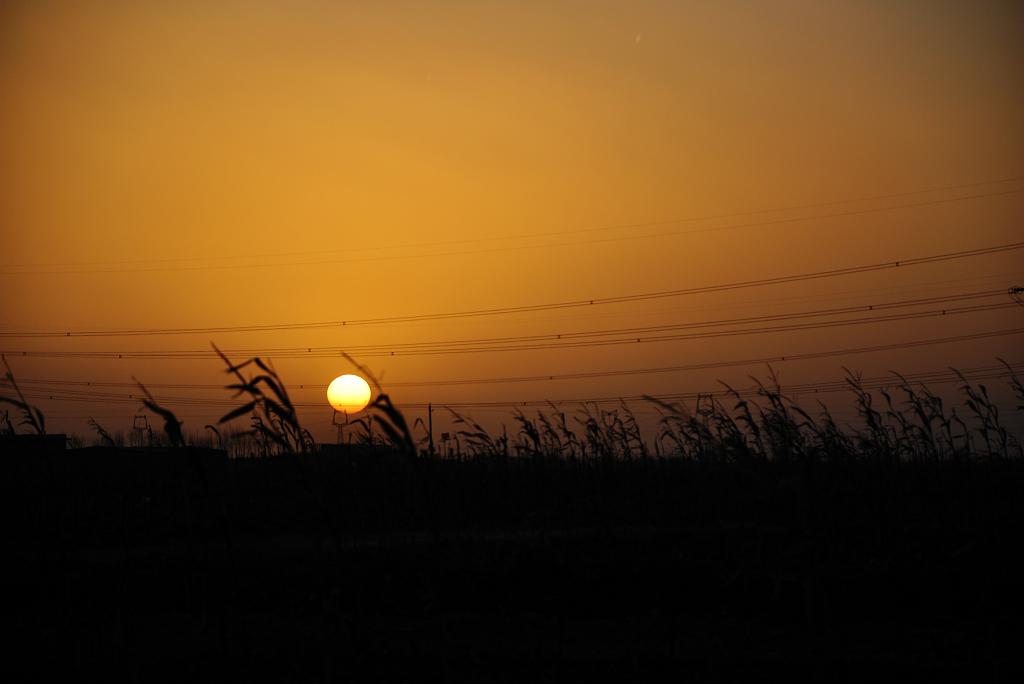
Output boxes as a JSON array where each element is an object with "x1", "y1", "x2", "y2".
[{"x1": 326, "y1": 374, "x2": 372, "y2": 415}]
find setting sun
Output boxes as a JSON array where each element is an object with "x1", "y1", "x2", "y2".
[{"x1": 326, "y1": 374, "x2": 372, "y2": 414}]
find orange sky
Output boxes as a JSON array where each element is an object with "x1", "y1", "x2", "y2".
[{"x1": 2, "y1": 0, "x2": 1023, "y2": 441}]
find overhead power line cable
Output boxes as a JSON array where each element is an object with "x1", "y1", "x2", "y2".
[
  {"x1": 8, "y1": 327, "x2": 1023, "y2": 392},
  {"x1": 232, "y1": 289, "x2": 1003, "y2": 353},
  {"x1": 1, "y1": 176, "x2": 1019, "y2": 271},
  {"x1": 2, "y1": 241, "x2": 1022, "y2": 338},
  {"x1": 0, "y1": 186, "x2": 1020, "y2": 276},
  {"x1": 2, "y1": 300, "x2": 1017, "y2": 360},
  {"x1": 9, "y1": 363, "x2": 1023, "y2": 411}
]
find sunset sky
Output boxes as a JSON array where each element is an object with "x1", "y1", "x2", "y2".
[{"x1": 2, "y1": 0, "x2": 1022, "y2": 441}]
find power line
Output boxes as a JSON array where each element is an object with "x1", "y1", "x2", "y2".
[
  {"x1": 415, "y1": 364, "x2": 1024, "y2": 410},
  {"x1": 1, "y1": 188, "x2": 1020, "y2": 276},
  {"x1": 10, "y1": 363, "x2": 1022, "y2": 411},
  {"x1": 13, "y1": 365, "x2": 1020, "y2": 405},
  {"x1": 74, "y1": 289, "x2": 1002, "y2": 356},
  {"x1": 2, "y1": 300, "x2": 1016, "y2": 360},
  {"x1": 3, "y1": 241, "x2": 1022, "y2": 337},
  {"x1": 247, "y1": 289, "x2": 1004, "y2": 353},
  {"x1": 8, "y1": 326, "x2": 1023, "y2": 392},
  {"x1": 2, "y1": 176, "x2": 1018, "y2": 271}
]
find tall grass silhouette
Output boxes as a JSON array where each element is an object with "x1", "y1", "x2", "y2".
[
  {"x1": 3, "y1": 345, "x2": 1021, "y2": 462},
  {"x1": 134, "y1": 377, "x2": 186, "y2": 447},
  {"x1": 0, "y1": 354, "x2": 46, "y2": 435},
  {"x1": 213, "y1": 342, "x2": 314, "y2": 455},
  {"x1": 427, "y1": 364, "x2": 1022, "y2": 463}
]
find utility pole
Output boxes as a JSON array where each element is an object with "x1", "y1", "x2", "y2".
[{"x1": 132, "y1": 414, "x2": 149, "y2": 447}]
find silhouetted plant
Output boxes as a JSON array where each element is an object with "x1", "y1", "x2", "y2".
[
  {"x1": 513, "y1": 409, "x2": 542, "y2": 455},
  {"x1": 341, "y1": 352, "x2": 417, "y2": 459},
  {"x1": 999, "y1": 357, "x2": 1024, "y2": 413},
  {"x1": 213, "y1": 343, "x2": 314, "y2": 455},
  {"x1": 134, "y1": 378, "x2": 186, "y2": 447},
  {"x1": 88, "y1": 418, "x2": 116, "y2": 447},
  {"x1": 204, "y1": 424, "x2": 223, "y2": 450},
  {"x1": 640, "y1": 365, "x2": 1023, "y2": 464},
  {"x1": 954, "y1": 368, "x2": 1019, "y2": 458},
  {"x1": 0, "y1": 355, "x2": 46, "y2": 435},
  {"x1": 446, "y1": 407, "x2": 499, "y2": 457}
]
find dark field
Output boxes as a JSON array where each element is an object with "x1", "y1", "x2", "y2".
[{"x1": 9, "y1": 442, "x2": 1024, "y2": 682}]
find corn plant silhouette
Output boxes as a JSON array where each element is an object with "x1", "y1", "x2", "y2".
[
  {"x1": 445, "y1": 406, "x2": 503, "y2": 457},
  {"x1": 954, "y1": 366, "x2": 1014, "y2": 458},
  {"x1": 213, "y1": 343, "x2": 314, "y2": 454},
  {"x1": 204, "y1": 424, "x2": 223, "y2": 450},
  {"x1": 0, "y1": 354, "x2": 46, "y2": 435},
  {"x1": 341, "y1": 351, "x2": 417, "y2": 458},
  {"x1": 134, "y1": 378, "x2": 186, "y2": 447},
  {"x1": 88, "y1": 418, "x2": 117, "y2": 447}
]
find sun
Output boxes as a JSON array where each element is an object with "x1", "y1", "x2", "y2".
[{"x1": 326, "y1": 374, "x2": 372, "y2": 414}]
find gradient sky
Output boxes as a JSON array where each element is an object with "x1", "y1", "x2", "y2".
[{"x1": 2, "y1": 0, "x2": 1022, "y2": 440}]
